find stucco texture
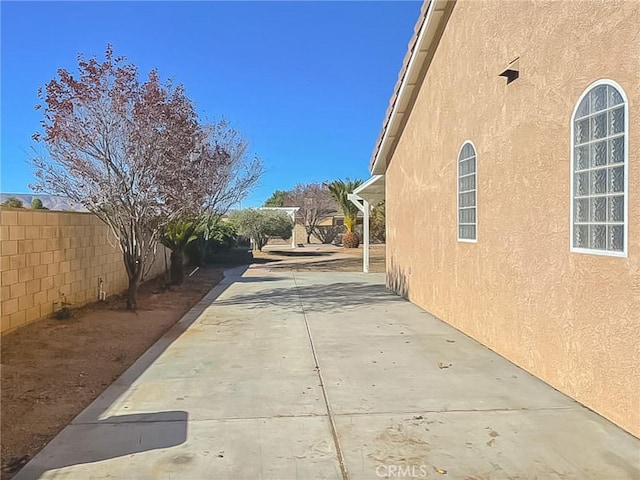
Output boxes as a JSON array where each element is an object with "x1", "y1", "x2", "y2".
[{"x1": 386, "y1": 0, "x2": 640, "y2": 436}]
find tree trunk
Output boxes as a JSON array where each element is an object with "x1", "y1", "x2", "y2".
[
  {"x1": 254, "y1": 235, "x2": 267, "y2": 251},
  {"x1": 199, "y1": 242, "x2": 208, "y2": 266},
  {"x1": 123, "y1": 252, "x2": 143, "y2": 310},
  {"x1": 196, "y1": 237, "x2": 206, "y2": 266},
  {"x1": 126, "y1": 275, "x2": 141, "y2": 310},
  {"x1": 170, "y1": 249, "x2": 186, "y2": 285},
  {"x1": 306, "y1": 230, "x2": 312, "y2": 243}
]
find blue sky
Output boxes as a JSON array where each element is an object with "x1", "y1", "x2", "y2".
[{"x1": 1, "y1": 1, "x2": 420, "y2": 207}]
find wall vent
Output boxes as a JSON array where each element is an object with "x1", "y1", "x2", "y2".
[{"x1": 499, "y1": 57, "x2": 520, "y2": 84}]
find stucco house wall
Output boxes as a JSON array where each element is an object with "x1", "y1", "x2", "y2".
[{"x1": 385, "y1": 0, "x2": 639, "y2": 436}]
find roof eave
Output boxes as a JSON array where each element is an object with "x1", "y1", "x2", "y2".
[{"x1": 370, "y1": 0, "x2": 456, "y2": 175}]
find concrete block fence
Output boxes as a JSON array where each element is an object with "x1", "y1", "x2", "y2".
[{"x1": 0, "y1": 208, "x2": 168, "y2": 334}]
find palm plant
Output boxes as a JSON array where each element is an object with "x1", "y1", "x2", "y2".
[
  {"x1": 326, "y1": 178, "x2": 363, "y2": 247},
  {"x1": 161, "y1": 219, "x2": 199, "y2": 285},
  {"x1": 192, "y1": 213, "x2": 220, "y2": 266}
]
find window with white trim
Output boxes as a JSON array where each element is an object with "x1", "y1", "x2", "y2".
[
  {"x1": 458, "y1": 142, "x2": 477, "y2": 241},
  {"x1": 572, "y1": 82, "x2": 627, "y2": 254}
]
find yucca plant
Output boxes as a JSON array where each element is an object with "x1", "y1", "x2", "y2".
[
  {"x1": 161, "y1": 219, "x2": 199, "y2": 285},
  {"x1": 326, "y1": 178, "x2": 363, "y2": 248}
]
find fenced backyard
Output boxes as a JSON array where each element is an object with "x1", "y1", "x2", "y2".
[{"x1": 0, "y1": 207, "x2": 168, "y2": 334}]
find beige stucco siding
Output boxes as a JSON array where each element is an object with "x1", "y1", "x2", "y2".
[{"x1": 386, "y1": 0, "x2": 640, "y2": 436}]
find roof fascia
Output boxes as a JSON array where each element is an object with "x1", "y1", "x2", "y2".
[{"x1": 370, "y1": 0, "x2": 456, "y2": 175}]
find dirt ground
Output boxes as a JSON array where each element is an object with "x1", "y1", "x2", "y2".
[
  {"x1": 0, "y1": 267, "x2": 223, "y2": 479},
  {"x1": 0, "y1": 244, "x2": 385, "y2": 478}
]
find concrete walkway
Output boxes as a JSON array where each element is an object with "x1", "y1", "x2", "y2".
[{"x1": 15, "y1": 265, "x2": 640, "y2": 479}]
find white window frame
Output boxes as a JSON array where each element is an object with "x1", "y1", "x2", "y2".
[
  {"x1": 457, "y1": 140, "x2": 478, "y2": 243},
  {"x1": 570, "y1": 79, "x2": 628, "y2": 258}
]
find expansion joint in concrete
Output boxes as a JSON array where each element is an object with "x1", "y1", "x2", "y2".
[
  {"x1": 332, "y1": 406, "x2": 578, "y2": 417},
  {"x1": 292, "y1": 272, "x2": 350, "y2": 480},
  {"x1": 73, "y1": 412, "x2": 330, "y2": 426}
]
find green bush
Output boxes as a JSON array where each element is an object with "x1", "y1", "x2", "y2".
[
  {"x1": 2, "y1": 197, "x2": 24, "y2": 208},
  {"x1": 371, "y1": 201, "x2": 385, "y2": 243},
  {"x1": 229, "y1": 209, "x2": 293, "y2": 251},
  {"x1": 31, "y1": 198, "x2": 48, "y2": 210},
  {"x1": 186, "y1": 221, "x2": 238, "y2": 264},
  {"x1": 209, "y1": 222, "x2": 238, "y2": 251}
]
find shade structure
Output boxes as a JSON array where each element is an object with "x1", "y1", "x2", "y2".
[{"x1": 348, "y1": 175, "x2": 385, "y2": 273}]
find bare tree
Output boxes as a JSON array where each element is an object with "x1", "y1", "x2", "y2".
[
  {"x1": 31, "y1": 46, "x2": 202, "y2": 309},
  {"x1": 199, "y1": 120, "x2": 262, "y2": 216},
  {"x1": 287, "y1": 183, "x2": 337, "y2": 243},
  {"x1": 189, "y1": 120, "x2": 263, "y2": 265},
  {"x1": 314, "y1": 225, "x2": 343, "y2": 244}
]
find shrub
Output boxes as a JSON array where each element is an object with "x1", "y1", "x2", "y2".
[
  {"x1": 229, "y1": 209, "x2": 293, "y2": 251},
  {"x1": 314, "y1": 225, "x2": 343, "y2": 244},
  {"x1": 186, "y1": 221, "x2": 238, "y2": 264},
  {"x1": 2, "y1": 197, "x2": 24, "y2": 208},
  {"x1": 371, "y1": 201, "x2": 385, "y2": 243},
  {"x1": 31, "y1": 198, "x2": 48, "y2": 210}
]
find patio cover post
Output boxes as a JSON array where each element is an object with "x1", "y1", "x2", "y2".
[
  {"x1": 349, "y1": 175, "x2": 385, "y2": 273},
  {"x1": 291, "y1": 209, "x2": 296, "y2": 249},
  {"x1": 362, "y1": 199, "x2": 371, "y2": 273},
  {"x1": 348, "y1": 193, "x2": 371, "y2": 273}
]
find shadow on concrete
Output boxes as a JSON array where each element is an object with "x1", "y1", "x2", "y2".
[
  {"x1": 268, "y1": 256, "x2": 385, "y2": 273},
  {"x1": 12, "y1": 266, "x2": 250, "y2": 479},
  {"x1": 267, "y1": 258, "x2": 349, "y2": 270},
  {"x1": 246, "y1": 257, "x2": 280, "y2": 264},
  {"x1": 214, "y1": 280, "x2": 405, "y2": 313},
  {"x1": 262, "y1": 250, "x2": 333, "y2": 258},
  {"x1": 13, "y1": 412, "x2": 188, "y2": 479},
  {"x1": 232, "y1": 276, "x2": 291, "y2": 283},
  {"x1": 205, "y1": 248, "x2": 278, "y2": 266}
]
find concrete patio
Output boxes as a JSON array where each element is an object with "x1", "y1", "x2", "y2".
[{"x1": 14, "y1": 264, "x2": 640, "y2": 479}]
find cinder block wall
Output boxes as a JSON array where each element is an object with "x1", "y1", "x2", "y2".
[{"x1": 0, "y1": 208, "x2": 169, "y2": 334}]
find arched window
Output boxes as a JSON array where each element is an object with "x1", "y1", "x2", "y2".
[
  {"x1": 571, "y1": 81, "x2": 627, "y2": 256},
  {"x1": 458, "y1": 141, "x2": 477, "y2": 242}
]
